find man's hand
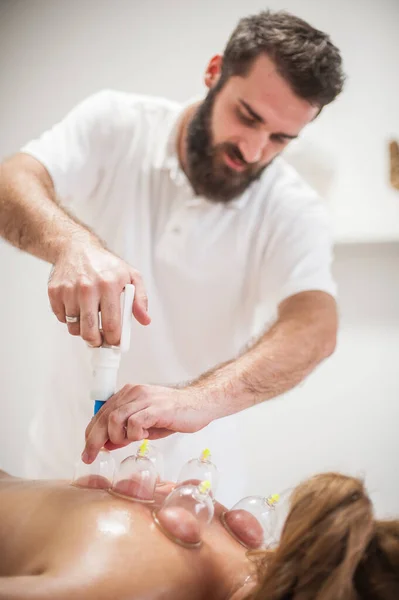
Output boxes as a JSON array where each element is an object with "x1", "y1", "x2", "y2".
[
  {"x1": 0, "y1": 154, "x2": 150, "y2": 345},
  {"x1": 82, "y1": 384, "x2": 213, "y2": 464},
  {"x1": 48, "y1": 241, "x2": 151, "y2": 347},
  {"x1": 82, "y1": 290, "x2": 337, "y2": 464}
]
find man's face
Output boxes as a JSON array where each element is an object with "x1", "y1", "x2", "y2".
[{"x1": 186, "y1": 53, "x2": 319, "y2": 202}]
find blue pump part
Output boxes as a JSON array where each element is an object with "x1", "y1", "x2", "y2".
[{"x1": 94, "y1": 400, "x2": 106, "y2": 415}]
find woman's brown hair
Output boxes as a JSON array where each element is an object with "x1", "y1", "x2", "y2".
[{"x1": 249, "y1": 473, "x2": 399, "y2": 600}]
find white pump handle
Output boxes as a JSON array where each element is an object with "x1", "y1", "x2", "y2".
[
  {"x1": 90, "y1": 284, "x2": 135, "y2": 410},
  {"x1": 119, "y1": 283, "x2": 135, "y2": 353}
]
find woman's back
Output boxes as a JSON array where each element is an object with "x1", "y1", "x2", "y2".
[{"x1": 0, "y1": 471, "x2": 251, "y2": 600}]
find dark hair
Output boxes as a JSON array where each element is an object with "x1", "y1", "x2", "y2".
[
  {"x1": 221, "y1": 10, "x2": 345, "y2": 108},
  {"x1": 248, "y1": 473, "x2": 399, "y2": 600}
]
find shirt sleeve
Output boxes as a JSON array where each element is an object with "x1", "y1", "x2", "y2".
[
  {"x1": 20, "y1": 90, "x2": 120, "y2": 204},
  {"x1": 260, "y1": 166, "x2": 337, "y2": 306}
]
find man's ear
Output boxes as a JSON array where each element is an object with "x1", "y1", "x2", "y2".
[{"x1": 204, "y1": 54, "x2": 223, "y2": 89}]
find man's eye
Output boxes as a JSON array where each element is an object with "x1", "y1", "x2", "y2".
[
  {"x1": 271, "y1": 135, "x2": 286, "y2": 144},
  {"x1": 237, "y1": 110, "x2": 257, "y2": 127}
]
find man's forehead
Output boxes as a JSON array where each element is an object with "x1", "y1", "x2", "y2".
[{"x1": 226, "y1": 54, "x2": 319, "y2": 130}]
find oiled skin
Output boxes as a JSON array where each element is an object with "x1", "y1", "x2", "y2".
[{"x1": 0, "y1": 471, "x2": 254, "y2": 600}]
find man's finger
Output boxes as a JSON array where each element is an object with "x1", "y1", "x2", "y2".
[
  {"x1": 146, "y1": 428, "x2": 174, "y2": 440},
  {"x1": 79, "y1": 284, "x2": 102, "y2": 347},
  {"x1": 82, "y1": 409, "x2": 110, "y2": 463},
  {"x1": 100, "y1": 287, "x2": 121, "y2": 346},
  {"x1": 85, "y1": 403, "x2": 110, "y2": 441},
  {"x1": 129, "y1": 407, "x2": 157, "y2": 431},
  {"x1": 103, "y1": 440, "x2": 129, "y2": 451},
  {"x1": 130, "y1": 270, "x2": 151, "y2": 326},
  {"x1": 107, "y1": 408, "x2": 130, "y2": 445},
  {"x1": 64, "y1": 285, "x2": 81, "y2": 337},
  {"x1": 83, "y1": 388, "x2": 148, "y2": 460},
  {"x1": 84, "y1": 385, "x2": 140, "y2": 440},
  {"x1": 48, "y1": 284, "x2": 67, "y2": 323},
  {"x1": 126, "y1": 413, "x2": 149, "y2": 442},
  {"x1": 107, "y1": 401, "x2": 146, "y2": 445}
]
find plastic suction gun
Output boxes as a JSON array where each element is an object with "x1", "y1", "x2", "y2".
[
  {"x1": 72, "y1": 284, "x2": 135, "y2": 490},
  {"x1": 91, "y1": 283, "x2": 135, "y2": 415}
]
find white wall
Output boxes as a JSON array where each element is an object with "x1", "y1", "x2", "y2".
[
  {"x1": 1, "y1": 0, "x2": 398, "y2": 241},
  {"x1": 245, "y1": 242, "x2": 399, "y2": 517},
  {"x1": 0, "y1": 1, "x2": 398, "y2": 515}
]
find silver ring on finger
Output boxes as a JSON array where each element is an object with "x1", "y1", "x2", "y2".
[{"x1": 66, "y1": 315, "x2": 80, "y2": 324}]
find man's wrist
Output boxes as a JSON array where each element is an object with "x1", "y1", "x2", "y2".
[
  {"x1": 53, "y1": 228, "x2": 104, "y2": 264},
  {"x1": 187, "y1": 360, "x2": 253, "y2": 421}
]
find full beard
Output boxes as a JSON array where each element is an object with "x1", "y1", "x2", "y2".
[{"x1": 185, "y1": 86, "x2": 270, "y2": 203}]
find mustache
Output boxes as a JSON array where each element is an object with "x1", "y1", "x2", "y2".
[{"x1": 219, "y1": 143, "x2": 249, "y2": 167}]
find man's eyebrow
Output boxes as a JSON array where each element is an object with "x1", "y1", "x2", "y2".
[
  {"x1": 239, "y1": 99, "x2": 264, "y2": 123},
  {"x1": 239, "y1": 99, "x2": 298, "y2": 139}
]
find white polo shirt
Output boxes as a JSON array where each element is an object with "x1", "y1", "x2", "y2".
[{"x1": 21, "y1": 90, "x2": 336, "y2": 503}]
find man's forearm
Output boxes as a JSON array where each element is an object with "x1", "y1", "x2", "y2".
[
  {"x1": 0, "y1": 154, "x2": 102, "y2": 264},
  {"x1": 189, "y1": 291, "x2": 337, "y2": 419}
]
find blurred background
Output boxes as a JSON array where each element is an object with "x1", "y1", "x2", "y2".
[{"x1": 0, "y1": 0, "x2": 398, "y2": 513}]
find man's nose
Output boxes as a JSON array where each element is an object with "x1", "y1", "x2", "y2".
[{"x1": 238, "y1": 131, "x2": 269, "y2": 164}]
